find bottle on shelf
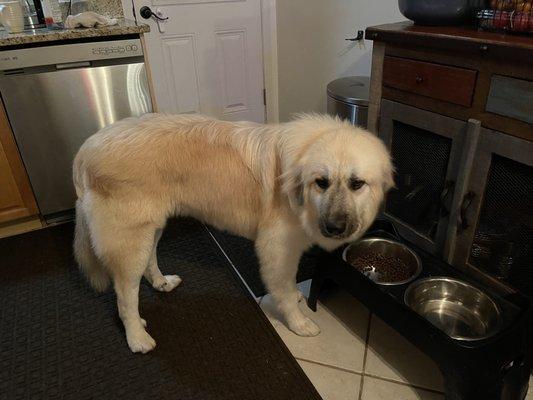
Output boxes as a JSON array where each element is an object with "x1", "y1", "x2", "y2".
[{"x1": 41, "y1": 0, "x2": 63, "y2": 29}]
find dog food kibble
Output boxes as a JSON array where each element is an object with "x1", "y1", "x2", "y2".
[{"x1": 351, "y1": 253, "x2": 412, "y2": 283}]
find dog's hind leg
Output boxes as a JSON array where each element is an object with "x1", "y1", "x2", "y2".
[
  {"x1": 143, "y1": 228, "x2": 182, "y2": 292},
  {"x1": 256, "y1": 220, "x2": 320, "y2": 337},
  {"x1": 95, "y1": 224, "x2": 158, "y2": 353}
]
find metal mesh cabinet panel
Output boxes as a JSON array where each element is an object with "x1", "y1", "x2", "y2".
[
  {"x1": 386, "y1": 121, "x2": 452, "y2": 240},
  {"x1": 469, "y1": 155, "x2": 533, "y2": 296}
]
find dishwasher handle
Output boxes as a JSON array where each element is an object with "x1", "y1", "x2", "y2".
[{"x1": 56, "y1": 61, "x2": 92, "y2": 70}]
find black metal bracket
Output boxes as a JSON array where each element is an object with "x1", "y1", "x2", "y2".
[{"x1": 345, "y1": 30, "x2": 365, "y2": 42}]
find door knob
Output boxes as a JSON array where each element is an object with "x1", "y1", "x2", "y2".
[{"x1": 139, "y1": 6, "x2": 168, "y2": 21}]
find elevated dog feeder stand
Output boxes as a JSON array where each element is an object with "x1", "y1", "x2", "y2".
[{"x1": 308, "y1": 219, "x2": 532, "y2": 400}]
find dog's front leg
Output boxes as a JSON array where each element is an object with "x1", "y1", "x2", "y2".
[{"x1": 256, "y1": 221, "x2": 320, "y2": 337}]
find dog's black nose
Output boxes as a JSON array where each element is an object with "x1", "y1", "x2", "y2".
[{"x1": 324, "y1": 219, "x2": 347, "y2": 236}]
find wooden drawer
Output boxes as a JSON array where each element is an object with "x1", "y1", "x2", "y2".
[{"x1": 383, "y1": 56, "x2": 477, "y2": 107}]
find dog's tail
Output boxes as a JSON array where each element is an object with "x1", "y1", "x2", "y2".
[{"x1": 74, "y1": 200, "x2": 110, "y2": 292}]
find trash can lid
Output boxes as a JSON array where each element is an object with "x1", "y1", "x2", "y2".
[{"x1": 327, "y1": 76, "x2": 370, "y2": 106}]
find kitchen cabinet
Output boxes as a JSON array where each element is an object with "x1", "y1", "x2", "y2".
[
  {"x1": 367, "y1": 22, "x2": 533, "y2": 297},
  {"x1": 0, "y1": 98, "x2": 38, "y2": 223}
]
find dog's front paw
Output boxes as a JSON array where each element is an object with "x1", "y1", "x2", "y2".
[
  {"x1": 152, "y1": 274, "x2": 182, "y2": 292},
  {"x1": 288, "y1": 316, "x2": 321, "y2": 337},
  {"x1": 127, "y1": 329, "x2": 156, "y2": 354}
]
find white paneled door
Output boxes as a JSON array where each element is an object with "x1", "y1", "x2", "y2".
[{"x1": 134, "y1": 0, "x2": 265, "y2": 123}]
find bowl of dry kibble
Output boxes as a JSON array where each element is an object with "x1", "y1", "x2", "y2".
[{"x1": 343, "y1": 238, "x2": 422, "y2": 286}]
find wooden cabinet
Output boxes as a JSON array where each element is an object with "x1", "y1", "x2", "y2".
[
  {"x1": 367, "y1": 22, "x2": 533, "y2": 297},
  {"x1": 0, "y1": 98, "x2": 38, "y2": 223}
]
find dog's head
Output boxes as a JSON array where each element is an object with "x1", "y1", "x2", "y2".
[{"x1": 282, "y1": 115, "x2": 394, "y2": 250}]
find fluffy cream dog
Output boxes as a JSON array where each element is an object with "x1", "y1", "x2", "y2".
[{"x1": 73, "y1": 113, "x2": 393, "y2": 353}]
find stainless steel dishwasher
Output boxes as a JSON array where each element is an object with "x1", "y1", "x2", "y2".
[{"x1": 0, "y1": 38, "x2": 152, "y2": 222}]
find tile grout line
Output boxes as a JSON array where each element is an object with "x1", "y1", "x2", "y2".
[
  {"x1": 295, "y1": 357, "x2": 365, "y2": 400},
  {"x1": 358, "y1": 313, "x2": 444, "y2": 395},
  {"x1": 357, "y1": 374, "x2": 365, "y2": 400},
  {"x1": 295, "y1": 357, "x2": 364, "y2": 376},
  {"x1": 361, "y1": 312, "x2": 373, "y2": 372},
  {"x1": 359, "y1": 313, "x2": 444, "y2": 395},
  {"x1": 203, "y1": 224, "x2": 258, "y2": 300},
  {"x1": 358, "y1": 312, "x2": 373, "y2": 400},
  {"x1": 362, "y1": 373, "x2": 445, "y2": 395}
]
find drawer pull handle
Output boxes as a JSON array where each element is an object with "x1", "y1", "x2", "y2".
[
  {"x1": 415, "y1": 76, "x2": 424, "y2": 84},
  {"x1": 458, "y1": 191, "x2": 476, "y2": 234},
  {"x1": 439, "y1": 180, "x2": 455, "y2": 218}
]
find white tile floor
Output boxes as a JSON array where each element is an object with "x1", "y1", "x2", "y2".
[{"x1": 259, "y1": 280, "x2": 532, "y2": 400}]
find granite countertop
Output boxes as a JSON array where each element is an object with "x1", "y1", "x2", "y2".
[{"x1": 0, "y1": 19, "x2": 149, "y2": 47}]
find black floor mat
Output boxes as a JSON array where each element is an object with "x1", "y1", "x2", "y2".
[
  {"x1": 0, "y1": 218, "x2": 321, "y2": 400},
  {"x1": 207, "y1": 228, "x2": 319, "y2": 297}
]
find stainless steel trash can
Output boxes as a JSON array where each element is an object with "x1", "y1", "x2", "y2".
[{"x1": 327, "y1": 76, "x2": 370, "y2": 128}]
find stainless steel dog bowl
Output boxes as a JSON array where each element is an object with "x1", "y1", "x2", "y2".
[
  {"x1": 343, "y1": 238, "x2": 422, "y2": 285},
  {"x1": 405, "y1": 277, "x2": 502, "y2": 341}
]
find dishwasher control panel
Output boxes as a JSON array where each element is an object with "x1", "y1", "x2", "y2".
[
  {"x1": 91, "y1": 43, "x2": 139, "y2": 55},
  {"x1": 0, "y1": 39, "x2": 144, "y2": 71}
]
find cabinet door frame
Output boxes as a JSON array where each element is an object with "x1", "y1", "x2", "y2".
[
  {"x1": 0, "y1": 98, "x2": 38, "y2": 223},
  {"x1": 450, "y1": 127, "x2": 533, "y2": 292},
  {"x1": 379, "y1": 99, "x2": 470, "y2": 255}
]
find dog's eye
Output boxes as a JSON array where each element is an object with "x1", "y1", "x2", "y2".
[
  {"x1": 315, "y1": 177, "x2": 330, "y2": 190},
  {"x1": 349, "y1": 178, "x2": 365, "y2": 191}
]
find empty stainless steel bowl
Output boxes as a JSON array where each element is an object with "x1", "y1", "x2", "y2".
[
  {"x1": 405, "y1": 277, "x2": 502, "y2": 341},
  {"x1": 342, "y1": 238, "x2": 422, "y2": 285}
]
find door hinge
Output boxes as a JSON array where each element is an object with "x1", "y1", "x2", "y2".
[{"x1": 263, "y1": 88, "x2": 267, "y2": 105}]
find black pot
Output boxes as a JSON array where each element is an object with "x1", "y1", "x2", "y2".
[{"x1": 398, "y1": 0, "x2": 487, "y2": 26}]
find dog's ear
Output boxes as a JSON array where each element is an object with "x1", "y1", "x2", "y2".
[
  {"x1": 382, "y1": 158, "x2": 396, "y2": 193},
  {"x1": 294, "y1": 178, "x2": 304, "y2": 206},
  {"x1": 282, "y1": 165, "x2": 304, "y2": 208},
  {"x1": 383, "y1": 169, "x2": 395, "y2": 193}
]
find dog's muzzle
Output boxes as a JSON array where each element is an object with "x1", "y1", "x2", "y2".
[{"x1": 320, "y1": 214, "x2": 353, "y2": 239}]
